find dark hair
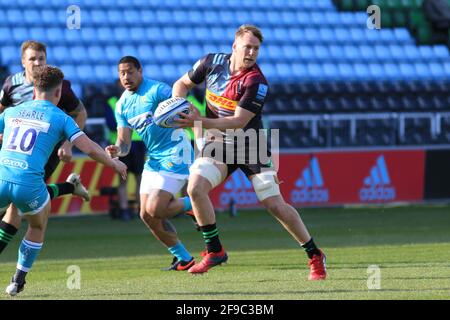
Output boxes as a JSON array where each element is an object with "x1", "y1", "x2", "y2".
[
  {"x1": 235, "y1": 24, "x2": 264, "y2": 43},
  {"x1": 32, "y1": 65, "x2": 64, "y2": 91},
  {"x1": 21, "y1": 40, "x2": 47, "y2": 57},
  {"x1": 118, "y1": 56, "x2": 141, "y2": 70}
]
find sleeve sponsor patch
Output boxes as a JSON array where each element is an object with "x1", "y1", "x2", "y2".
[{"x1": 256, "y1": 84, "x2": 268, "y2": 102}]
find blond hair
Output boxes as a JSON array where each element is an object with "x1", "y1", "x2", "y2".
[
  {"x1": 235, "y1": 24, "x2": 264, "y2": 43},
  {"x1": 21, "y1": 40, "x2": 47, "y2": 58}
]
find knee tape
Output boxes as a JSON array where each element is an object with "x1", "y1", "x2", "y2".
[
  {"x1": 251, "y1": 171, "x2": 280, "y2": 201},
  {"x1": 189, "y1": 158, "x2": 223, "y2": 188}
]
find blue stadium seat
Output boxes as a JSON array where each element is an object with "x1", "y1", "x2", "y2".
[
  {"x1": 0, "y1": 46, "x2": 18, "y2": 65},
  {"x1": 384, "y1": 63, "x2": 401, "y2": 79},
  {"x1": 96, "y1": 27, "x2": 112, "y2": 43},
  {"x1": 304, "y1": 28, "x2": 320, "y2": 42},
  {"x1": 307, "y1": 63, "x2": 324, "y2": 80},
  {"x1": 338, "y1": 63, "x2": 354, "y2": 79},
  {"x1": 114, "y1": 28, "x2": 129, "y2": 43},
  {"x1": 314, "y1": 45, "x2": 329, "y2": 60},
  {"x1": 418, "y1": 46, "x2": 434, "y2": 60},
  {"x1": 52, "y1": 46, "x2": 71, "y2": 64},
  {"x1": 137, "y1": 44, "x2": 154, "y2": 63},
  {"x1": 429, "y1": 62, "x2": 446, "y2": 78},
  {"x1": 328, "y1": 45, "x2": 345, "y2": 61},
  {"x1": 77, "y1": 65, "x2": 94, "y2": 82},
  {"x1": 319, "y1": 28, "x2": 335, "y2": 42},
  {"x1": 61, "y1": 65, "x2": 78, "y2": 82},
  {"x1": 161, "y1": 64, "x2": 178, "y2": 81},
  {"x1": 204, "y1": 10, "x2": 221, "y2": 24},
  {"x1": 91, "y1": 10, "x2": 107, "y2": 25},
  {"x1": 0, "y1": 28, "x2": 12, "y2": 44},
  {"x1": 104, "y1": 45, "x2": 121, "y2": 63},
  {"x1": 298, "y1": 45, "x2": 315, "y2": 60},
  {"x1": 399, "y1": 63, "x2": 417, "y2": 78},
  {"x1": 71, "y1": 46, "x2": 88, "y2": 63},
  {"x1": 187, "y1": 44, "x2": 203, "y2": 61},
  {"x1": 123, "y1": 10, "x2": 141, "y2": 25},
  {"x1": 88, "y1": 46, "x2": 106, "y2": 63},
  {"x1": 146, "y1": 27, "x2": 162, "y2": 42},
  {"x1": 80, "y1": 28, "x2": 97, "y2": 43},
  {"x1": 64, "y1": 29, "x2": 82, "y2": 43},
  {"x1": 23, "y1": 10, "x2": 41, "y2": 25},
  {"x1": 12, "y1": 28, "x2": 29, "y2": 43},
  {"x1": 414, "y1": 62, "x2": 431, "y2": 78},
  {"x1": 29, "y1": 28, "x2": 47, "y2": 42},
  {"x1": 344, "y1": 45, "x2": 360, "y2": 60},
  {"x1": 7, "y1": 10, "x2": 23, "y2": 24},
  {"x1": 107, "y1": 10, "x2": 122, "y2": 25},
  {"x1": 144, "y1": 64, "x2": 162, "y2": 78},
  {"x1": 121, "y1": 45, "x2": 139, "y2": 59},
  {"x1": 354, "y1": 63, "x2": 371, "y2": 79},
  {"x1": 195, "y1": 28, "x2": 211, "y2": 42},
  {"x1": 389, "y1": 44, "x2": 405, "y2": 60},
  {"x1": 433, "y1": 45, "x2": 450, "y2": 59},
  {"x1": 95, "y1": 65, "x2": 112, "y2": 82},
  {"x1": 393, "y1": 28, "x2": 413, "y2": 42},
  {"x1": 283, "y1": 45, "x2": 298, "y2": 60},
  {"x1": 322, "y1": 63, "x2": 339, "y2": 79},
  {"x1": 140, "y1": 10, "x2": 157, "y2": 24},
  {"x1": 289, "y1": 28, "x2": 305, "y2": 42},
  {"x1": 154, "y1": 45, "x2": 171, "y2": 63},
  {"x1": 129, "y1": 27, "x2": 146, "y2": 43},
  {"x1": 171, "y1": 44, "x2": 188, "y2": 63}
]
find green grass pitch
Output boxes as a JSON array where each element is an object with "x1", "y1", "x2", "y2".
[{"x1": 1, "y1": 205, "x2": 449, "y2": 300}]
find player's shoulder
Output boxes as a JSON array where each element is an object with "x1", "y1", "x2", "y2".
[
  {"x1": 245, "y1": 64, "x2": 268, "y2": 86},
  {"x1": 116, "y1": 89, "x2": 131, "y2": 113},
  {"x1": 3, "y1": 71, "x2": 25, "y2": 89},
  {"x1": 143, "y1": 77, "x2": 171, "y2": 96}
]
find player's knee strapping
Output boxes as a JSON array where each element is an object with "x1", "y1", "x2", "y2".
[
  {"x1": 189, "y1": 158, "x2": 223, "y2": 188},
  {"x1": 251, "y1": 171, "x2": 280, "y2": 201}
]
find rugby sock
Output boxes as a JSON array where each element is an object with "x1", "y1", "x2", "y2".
[
  {"x1": 181, "y1": 197, "x2": 192, "y2": 212},
  {"x1": 0, "y1": 221, "x2": 18, "y2": 254},
  {"x1": 301, "y1": 238, "x2": 321, "y2": 259},
  {"x1": 200, "y1": 224, "x2": 222, "y2": 253},
  {"x1": 16, "y1": 239, "x2": 43, "y2": 283},
  {"x1": 47, "y1": 183, "x2": 75, "y2": 199},
  {"x1": 168, "y1": 241, "x2": 193, "y2": 262}
]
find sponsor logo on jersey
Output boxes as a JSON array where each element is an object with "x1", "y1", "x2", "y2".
[
  {"x1": 206, "y1": 89, "x2": 238, "y2": 111},
  {"x1": 359, "y1": 155, "x2": 396, "y2": 201},
  {"x1": 0, "y1": 157, "x2": 28, "y2": 170},
  {"x1": 291, "y1": 157, "x2": 329, "y2": 203}
]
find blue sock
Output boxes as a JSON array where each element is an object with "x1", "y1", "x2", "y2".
[
  {"x1": 17, "y1": 239, "x2": 43, "y2": 272},
  {"x1": 181, "y1": 197, "x2": 192, "y2": 212},
  {"x1": 168, "y1": 242, "x2": 192, "y2": 261}
]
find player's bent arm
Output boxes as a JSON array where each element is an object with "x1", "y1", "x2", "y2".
[
  {"x1": 73, "y1": 134, "x2": 127, "y2": 179},
  {"x1": 68, "y1": 100, "x2": 88, "y2": 130},
  {"x1": 202, "y1": 107, "x2": 255, "y2": 130},
  {"x1": 115, "y1": 127, "x2": 132, "y2": 157},
  {"x1": 172, "y1": 73, "x2": 196, "y2": 98}
]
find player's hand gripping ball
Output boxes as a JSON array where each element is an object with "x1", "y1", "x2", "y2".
[{"x1": 154, "y1": 97, "x2": 191, "y2": 128}]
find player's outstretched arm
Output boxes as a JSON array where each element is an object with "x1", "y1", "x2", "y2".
[
  {"x1": 73, "y1": 134, "x2": 127, "y2": 180},
  {"x1": 105, "y1": 127, "x2": 132, "y2": 158}
]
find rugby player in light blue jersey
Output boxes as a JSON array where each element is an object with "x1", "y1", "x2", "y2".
[
  {"x1": 105, "y1": 56, "x2": 195, "y2": 271},
  {"x1": 0, "y1": 65, "x2": 127, "y2": 296}
]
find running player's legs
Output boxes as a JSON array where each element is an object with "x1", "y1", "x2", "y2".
[
  {"x1": 244, "y1": 164, "x2": 326, "y2": 280},
  {"x1": 139, "y1": 170, "x2": 194, "y2": 267},
  {"x1": 5, "y1": 183, "x2": 51, "y2": 296}
]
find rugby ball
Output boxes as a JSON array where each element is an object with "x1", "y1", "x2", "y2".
[{"x1": 154, "y1": 97, "x2": 191, "y2": 128}]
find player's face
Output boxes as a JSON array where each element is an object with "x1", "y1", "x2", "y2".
[
  {"x1": 118, "y1": 63, "x2": 142, "y2": 92},
  {"x1": 233, "y1": 32, "x2": 261, "y2": 70},
  {"x1": 22, "y1": 49, "x2": 46, "y2": 78}
]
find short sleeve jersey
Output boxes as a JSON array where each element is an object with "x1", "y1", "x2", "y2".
[
  {"x1": 115, "y1": 77, "x2": 193, "y2": 166},
  {"x1": 0, "y1": 100, "x2": 83, "y2": 186},
  {"x1": 0, "y1": 71, "x2": 80, "y2": 113},
  {"x1": 188, "y1": 53, "x2": 269, "y2": 145}
]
